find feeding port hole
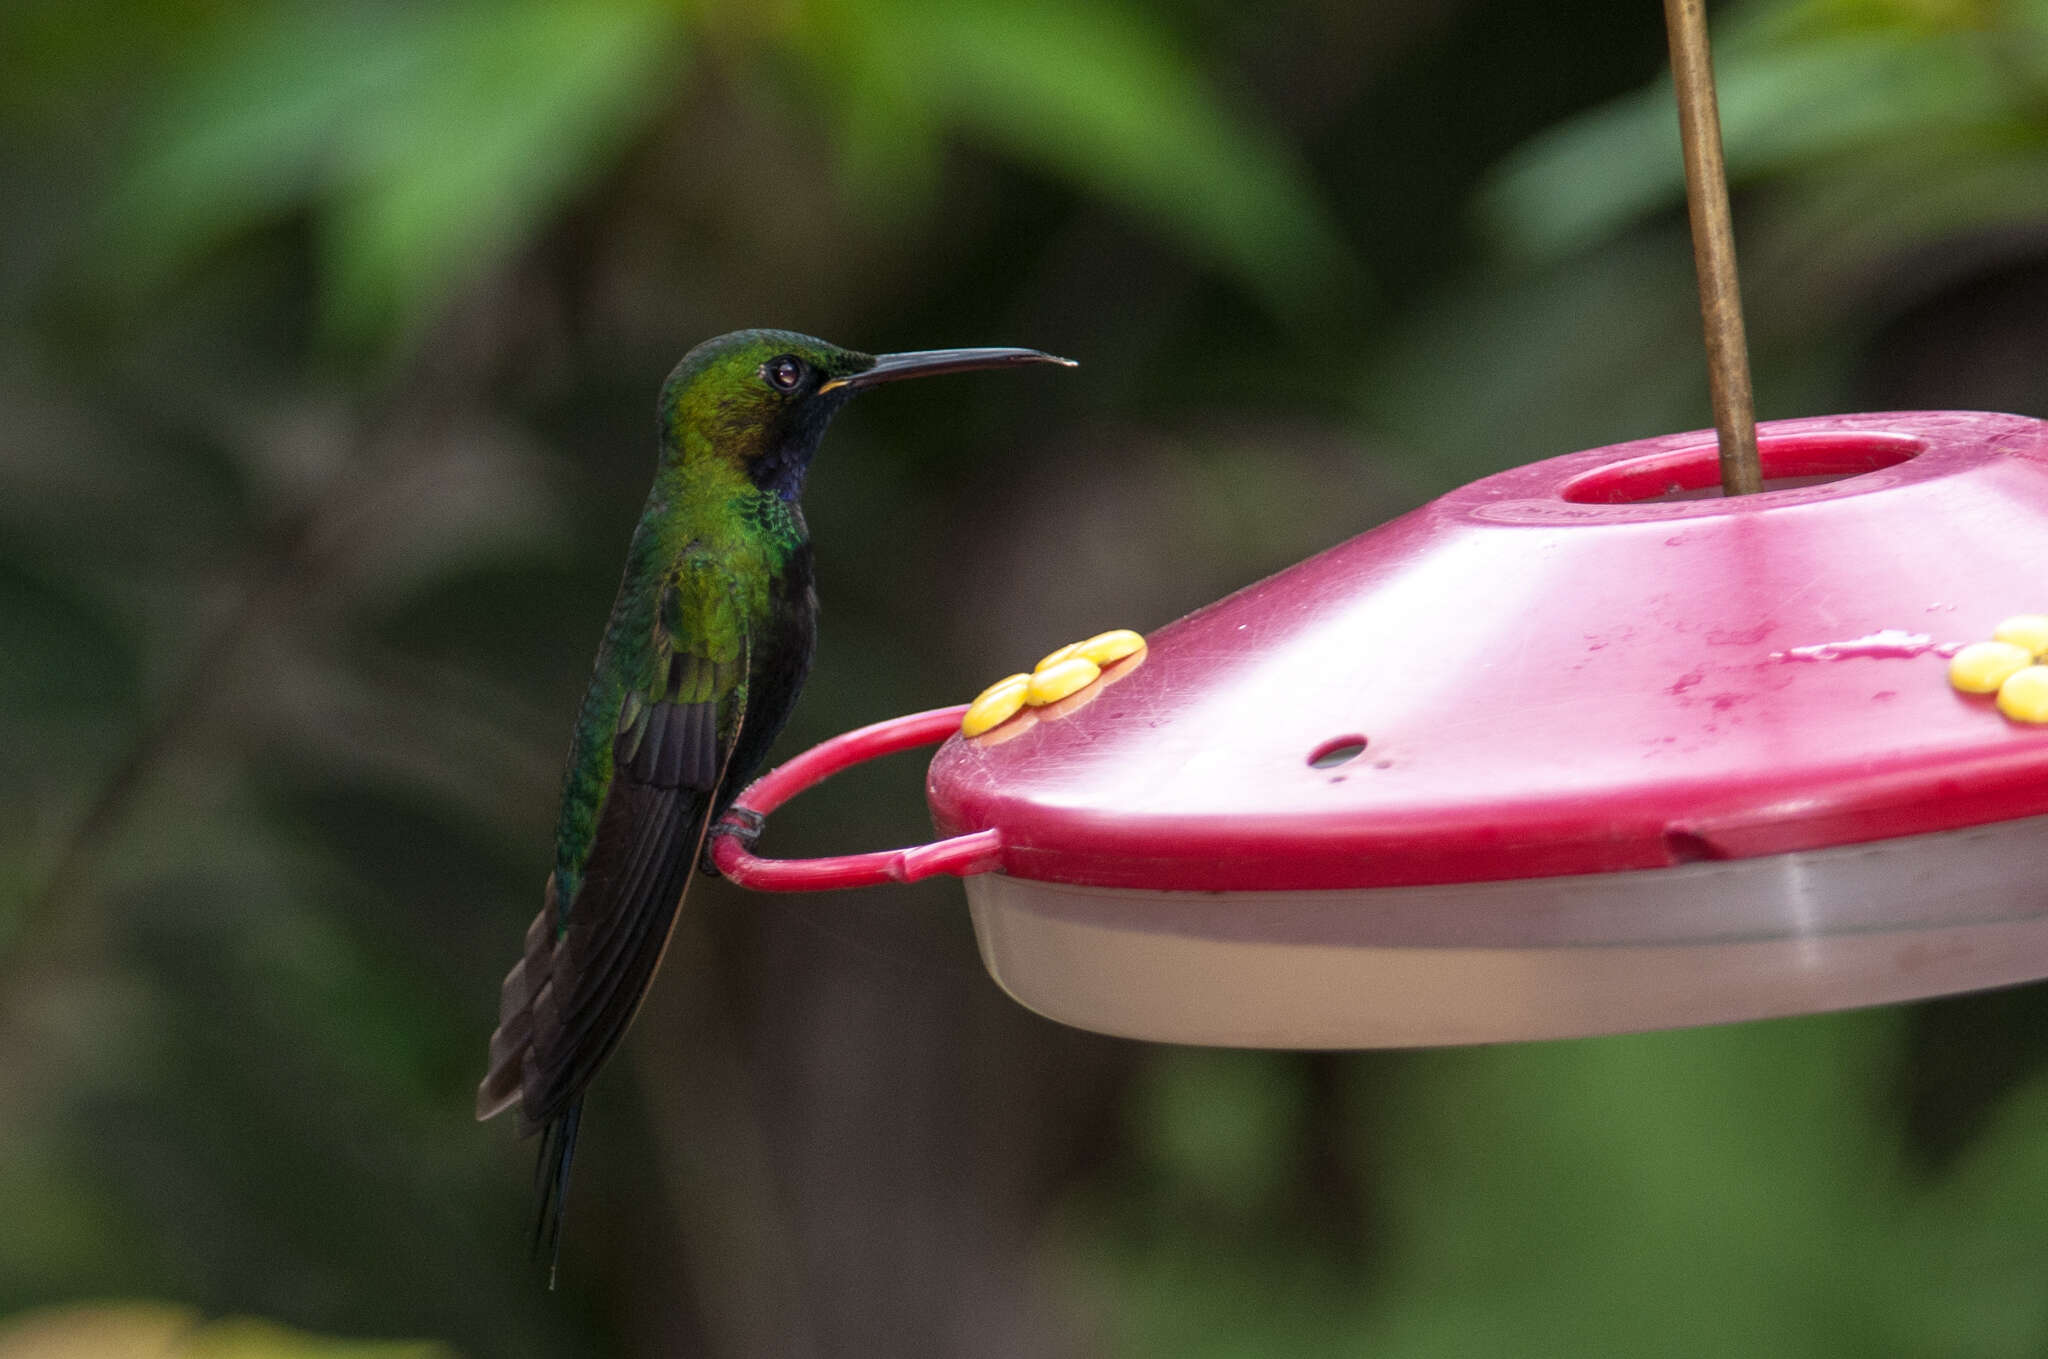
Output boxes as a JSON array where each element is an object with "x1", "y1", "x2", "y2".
[
  {"x1": 1308, "y1": 735, "x2": 1368, "y2": 769},
  {"x1": 1558, "y1": 432, "x2": 1921, "y2": 505}
]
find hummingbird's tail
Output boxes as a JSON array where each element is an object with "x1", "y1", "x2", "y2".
[{"x1": 531, "y1": 1099, "x2": 583, "y2": 1290}]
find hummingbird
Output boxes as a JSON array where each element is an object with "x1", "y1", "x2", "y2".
[{"x1": 476, "y1": 329, "x2": 1073, "y2": 1276}]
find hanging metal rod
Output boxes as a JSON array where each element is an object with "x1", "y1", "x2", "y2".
[{"x1": 1664, "y1": 0, "x2": 1763, "y2": 496}]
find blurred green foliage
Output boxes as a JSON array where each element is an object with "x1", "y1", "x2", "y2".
[
  {"x1": 1069, "y1": 1017, "x2": 2048, "y2": 1357},
  {"x1": 5, "y1": 0, "x2": 2048, "y2": 1355},
  {"x1": 98, "y1": 0, "x2": 1352, "y2": 350},
  {"x1": 1483, "y1": 0, "x2": 2048, "y2": 261},
  {"x1": 107, "y1": 0, "x2": 688, "y2": 346},
  {"x1": 0, "y1": 1300, "x2": 454, "y2": 1357}
]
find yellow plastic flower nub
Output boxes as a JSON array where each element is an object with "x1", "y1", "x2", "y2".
[
  {"x1": 1950, "y1": 641, "x2": 2034, "y2": 694},
  {"x1": 1997, "y1": 666, "x2": 2048, "y2": 723},
  {"x1": 1027, "y1": 656, "x2": 1100, "y2": 706},
  {"x1": 1036, "y1": 629, "x2": 1147, "y2": 674},
  {"x1": 962, "y1": 673, "x2": 1031, "y2": 737},
  {"x1": 1034, "y1": 640, "x2": 1085, "y2": 674},
  {"x1": 1073, "y1": 628, "x2": 1146, "y2": 666},
  {"x1": 1994, "y1": 614, "x2": 2048, "y2": 658}
]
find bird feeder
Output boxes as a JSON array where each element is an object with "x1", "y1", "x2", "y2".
[{"x1": 708, "y1": 4, "x2": 2048, "y2": 1045}]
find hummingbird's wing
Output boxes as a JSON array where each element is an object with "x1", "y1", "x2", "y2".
[{"x1": 476, "y1": 552, "x2": 750, "y2": 1263}]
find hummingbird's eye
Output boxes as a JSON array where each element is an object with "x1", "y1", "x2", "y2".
[{"x1": 764, "y1": 356, "x2": 806, "y2": 392}]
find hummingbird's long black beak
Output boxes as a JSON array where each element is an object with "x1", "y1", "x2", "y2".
[{"x1": 819, "y1": 347, "x2": 1076, "y2": 394}]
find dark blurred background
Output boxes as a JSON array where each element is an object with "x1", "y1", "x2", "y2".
[{"x1": 7, "y1": 0, "x2": 2048, "y2": 1354}]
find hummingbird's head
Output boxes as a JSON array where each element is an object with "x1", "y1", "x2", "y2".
[{"x1": 658, "y1": 329, "x2": 1074, "y2": 501}]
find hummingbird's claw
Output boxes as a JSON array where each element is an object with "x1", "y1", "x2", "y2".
[{"x1": 702, "y1": 807, "x2": 768, "y2": 876}]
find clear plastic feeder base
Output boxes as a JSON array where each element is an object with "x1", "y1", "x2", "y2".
[{"x1": 966, "y1": 814, "x2": 2048, "y2": 1046}]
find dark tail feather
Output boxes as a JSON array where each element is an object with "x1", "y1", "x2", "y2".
[{"x1": 531, "y1": 1099, "x2": 584, "y2": 1289}]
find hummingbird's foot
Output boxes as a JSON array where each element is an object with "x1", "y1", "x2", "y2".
[{"x1": 702, "y1": 807, "x2": 767, "y2": 876}]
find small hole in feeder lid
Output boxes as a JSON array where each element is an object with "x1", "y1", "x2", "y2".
[
  {"x1": 1308, "y1": 736, "x2": 1367, "y2": 769},
  {"x1": 1559, "y1": 431, "x2": 1921, "y2": 505}
]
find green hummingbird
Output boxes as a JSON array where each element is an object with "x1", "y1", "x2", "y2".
[{"x1": 476, "y1": 329, "x2": 1073, "y2": 1272}]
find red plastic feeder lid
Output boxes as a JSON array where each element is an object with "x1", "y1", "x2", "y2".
[{"x1": 925, "y1": 411, "x2": 2048, "y2": 893}]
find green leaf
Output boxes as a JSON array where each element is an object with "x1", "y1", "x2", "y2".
[
  {"x1": 104, "y1": 5, "x2": 420, "y2": 292},
  {"x1": 319, "y1": 0, "x2": 686, "y2": 345},
  {"x1": 106, "y1": 0, "x2": 686, "y2": 349},
  {"x1": 1479, "y1": 28, "x2": 2028, "y2": 259},
  {"x1": 807, "y1": 0, "x2": 1360, "y2": 324}
]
